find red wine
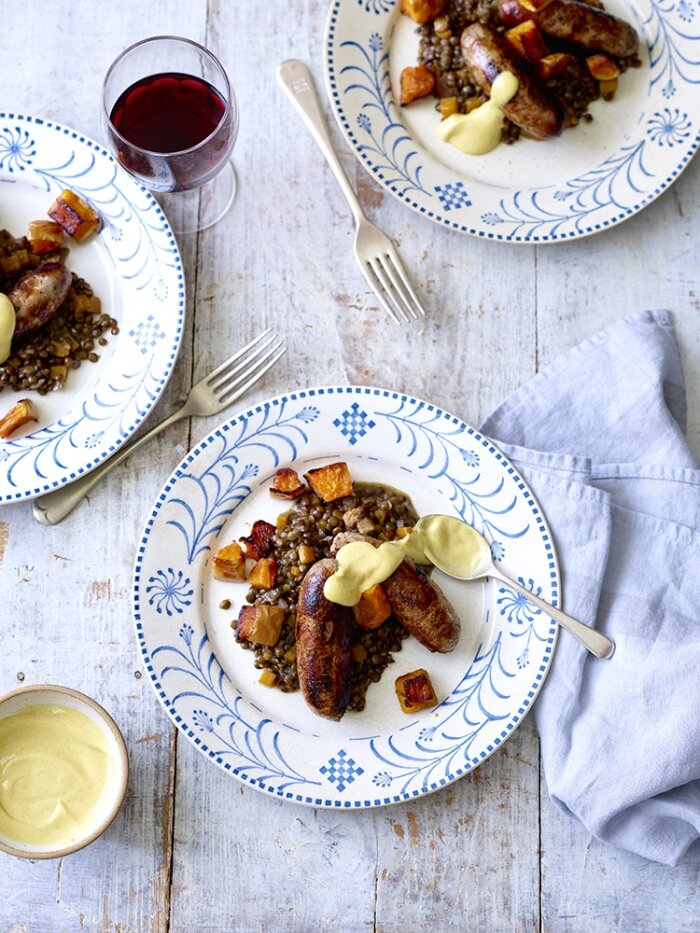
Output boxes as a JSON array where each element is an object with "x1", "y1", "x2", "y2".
[
  {"x1": 107, "y1": 71, "x2": 234, "y2": 191},
  {"x1": 110, "y1": 72, "x2": 226, "y2": 152}
]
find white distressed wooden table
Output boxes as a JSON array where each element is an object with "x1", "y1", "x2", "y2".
[{"x1": 1, "y1": 2, "x2": 699, "y2": 930}]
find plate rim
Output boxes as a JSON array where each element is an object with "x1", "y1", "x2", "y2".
[
  {"x1": 322, "y1": 0, "x2": 700, "y2": 243},
  {"x1": 0, "y1": 111, "x2": 185, "y2": 502},
  {"x1": 133, "y1": 384, "x2": 561, "y2": 808}
]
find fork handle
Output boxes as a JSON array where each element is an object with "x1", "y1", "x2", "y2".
[
  {"x1": 32, "y1": 405, "x2": 189, "y2": 525},
  {"x1": 277, "y1": 59, "x2": 365, "y2": 228}
]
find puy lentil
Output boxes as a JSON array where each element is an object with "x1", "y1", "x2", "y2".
[
  {"x1": 235, "y1": 483, "x2": 418, "y2": 708},
  {"x1": 0, "y1": 229, "x2": 117, "y2": 394}
]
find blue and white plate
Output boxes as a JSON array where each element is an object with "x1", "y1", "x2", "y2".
[
  {"x1": 133, "y1": 387, "x2": 559, "y2": 808},
  {"x1": 324, "y1": 0, "x2": 700, "y2": 242},
  {"x1": 0, "y1": 114, "x2": 184, "y2": 501}
]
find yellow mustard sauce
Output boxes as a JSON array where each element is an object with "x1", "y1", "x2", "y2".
[
  {"x1": 0, "y1": 704, "x2": 116, "y2": 848},
  {"x1": 0, "y1": 293, "x2": 16, "y2": 365},
  {"x1": 436, "y1": 71, "x2": 519, "y2": 156},
  {"x1": 323, "y1": 514, "x2": 484, "y2": 606}
]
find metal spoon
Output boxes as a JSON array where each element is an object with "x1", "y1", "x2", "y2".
[{"x1": 415, "y1": 514, "x2": 615, "y2": 660}]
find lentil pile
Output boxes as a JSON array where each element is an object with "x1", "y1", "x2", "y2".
[
  {"x1": 0, "y1": 229, "x2": 117, "y2": 394},
  {"x1": 235, "y1": 483, "x2": 419, "y2": 712},
  {"x1": 416, "y1": 0, "x2": 640, "y2": 142}
]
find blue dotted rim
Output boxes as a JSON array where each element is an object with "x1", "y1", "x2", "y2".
[
  {"x1": 0, "y1": 112, "x2": 185, "y2": 502},
  {"x1": 133, "y1": 386, "x2": 560, "y2": 809}
]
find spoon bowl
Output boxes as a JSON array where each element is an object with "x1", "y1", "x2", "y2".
[{"x1": 415, "y1": 515, "x2": 615, "y2": 660}]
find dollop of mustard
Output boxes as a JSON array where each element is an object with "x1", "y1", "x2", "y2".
[
  {"x1": 436, "y1": 71, "x2": 519, "y2": 156},
  {"x1": 0, "y1": 704, "x2": 116, "y2": 848},
  {"x1": 323, "y1": 514, "x2": 485, "y2": 606}
]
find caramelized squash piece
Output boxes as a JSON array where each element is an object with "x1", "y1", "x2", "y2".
[
  {"x1": 395, "y1": 668, "x2": 438, "y2": 713},
  {"x1": 304, "y1": 462, "x2": 353, "y2": 502},
  {"x1": 0, "y1": 398, "x2": 38, "y2": 439},
  {"x1": 248, "y1": 556, "x2": 277, "y2": 589},
  {"x1": 27, "y1": 220, "x2": 64, "y2": 255},
  {"x1": 240, "y1": 519, "x2": 276, "y2": 560},
  {"x1": 519, "y1": 0, "x2": 555, "y2": 10},
  {"x1": 504, "y1": 20, "x2": 548, "y2": 63},
  {"x1": 400, "y1": 64, "x2": 436, "y2": 105},
  {"x1": 212, "y1": 541, "x2": 246, "y2": 581},
  {"x1": 353, "y1": 584, "x2": 392, "y2": 631},
  {"x1": 237, "y1": 604, "x2": 286, "y2": 646},
  {"x1": 537, "y1": 52, "x2": 576, "y2": 80},
  {"x1": 401, "y1": 0, "x2": 447, "y2": 24},
  {"x1": 269, "y1": 467, "x2": 307, "y2": 499},
  {"x1": 47, "y1": 189, "x2": 100, "y2": 243},
  {"x1": 586, "y1": 54, "x2": 620, "y2": 81}
]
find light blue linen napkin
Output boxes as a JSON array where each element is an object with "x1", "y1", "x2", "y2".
[{"x1": 480, "y1": 309, "x2": 700, "y2": 866}]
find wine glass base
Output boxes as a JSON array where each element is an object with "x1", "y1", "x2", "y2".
[{"x1": 157, "y1": 160, "x2": 237, "y2": 234}]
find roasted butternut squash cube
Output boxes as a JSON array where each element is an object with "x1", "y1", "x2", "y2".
[
  {"x1": 537, "y1": 52, "x2": 576, "y2": 80},
  {"x1": 27, "y1": 220, "x2": 65, "y2": 255},
  {"x1": 47, "y1": 189, "x2": 100, "y2": 243},
  {"x1": 519, "y1": 0, "x2": 555, "y2": 11},
  {"x1": 353, "y1": 584, "x2": 392, "y2": 630},
  {"x1": 395, "y1": 668, "x2": 438, "y2": 713},
  {"x1": 212, "y1": 541, "x2": 246, "y2": 581},
  {"x1": 240, "y1": 519, "x2": 276, "y2": 559},
  {"x1": 247, "y1": 556, "x2": 277, "y2": 589},
  {"x1": 269, "y1": 467, "x2": 307, "y2": 499},
  {"x1": 505, "y1": 21, "x2": 548, "y2": 63},
  {"x1": 586, "y1": 54, "x2": 620, "y2": 81},
  {"x1": 498, "y1": 0, "x2": 533, "y2": 26},
  {"x1": 438, "y1": 96, "x2": 459, "y2": 119},
  {"x1": 400, "y1": 0, "x2": 447, "y2": 24},
  {"x1": 400, "y1": 64, "x2": 436, "y2": 105},
  {"x1": 599, "y1": 77, "x2": 618, "y2": 100},
  {"x1": 304, "y1": 462, "x2": 353, "y2": 502},
  {"x1": 0, "y1": 398, "x2": 38, "y2": 439},
  {"x1": 237, "y1": 604, "x2": 286, "y2": 646}
]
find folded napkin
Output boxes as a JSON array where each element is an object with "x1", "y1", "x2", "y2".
[{"x1": 479, "y1": 309, "x2": 700, "y2": 866}]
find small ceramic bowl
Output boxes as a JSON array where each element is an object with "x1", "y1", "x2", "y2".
[{"x1": 0, "y1": 684, "x2": 129, "y2": 859}]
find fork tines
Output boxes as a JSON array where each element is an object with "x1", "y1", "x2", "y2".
[
  {"x1": 363, "y1": 250, "x2": 427, "y2": 325},
  {"x1": 208, "y1": 329, "x2": 287, "y2": 404}
]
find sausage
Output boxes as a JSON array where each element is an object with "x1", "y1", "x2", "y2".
[
  {"x1": 461, "y1": 24, "x2": 564, "y2": 140},
  {"x1": 530, "y1": 0, "x2": 639, "y2": 58},
  {"x1": 8, "y1": 261, "x2": 72, "y2": 340},
  {"x1": 296, "y1": 559, "x2": 353, "y2": 721},
  {"x1": 330, "y1": 532, "x2": 461, "y2": 654},
  {"x1": 382, "y1": 560, "x2": 461, "y2": 654}
]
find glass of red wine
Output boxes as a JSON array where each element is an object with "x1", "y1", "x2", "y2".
[{"x1": 101, "y1": 36, "x2": 238, "y2": 233}]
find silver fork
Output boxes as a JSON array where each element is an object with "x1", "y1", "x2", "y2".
[
  {"x1": 32, "y1": 329, "x2": 286, "y2": 525},
  {"x1": 277, "y1": 59, "x2": 426, "y2": 326}
]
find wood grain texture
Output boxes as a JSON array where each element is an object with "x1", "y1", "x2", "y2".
[{"x1": 0, "y1": 0, "x2": 699, "y2": 931}]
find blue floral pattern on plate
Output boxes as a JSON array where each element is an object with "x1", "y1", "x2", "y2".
[
  {"x1": 133, "y1": 387, "x2": 560, "y2": 808},
  {"x1": 0, "y1": 114, "x2": 184, "y2": 501},
  {"x1": 324, "y1": 0, "x2": 700, "y2": 242}
]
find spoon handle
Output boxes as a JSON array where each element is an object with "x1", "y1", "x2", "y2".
[{"x1": 489, "y1": 567, "x2": 615, "y2": 659}]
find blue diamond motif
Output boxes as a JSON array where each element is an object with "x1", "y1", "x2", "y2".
[
  {"x1": 435, "y1": 181, "x2": 471, "y2": 212},
  {"x1": 320, "y1": 749, "x2": 364, "y2": 792},
  {"x1": 129, "y1": 314, "x2": 166, "y2": 355},
  {"x1": 333, "y1": 402, "x2": 375, "y2": 446}
]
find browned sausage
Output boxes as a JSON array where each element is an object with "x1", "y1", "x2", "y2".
[
  {"x1": 533, "y1": 0, "x2": 638, "y2": 58},
  {"x1": 461, "y1": 24, "x2": 564, "y2": 140},
  {"x1": 296, "y1": 559, "x2": 353, "y2": 721},
  {"x1": 8, "y1": 261, "x2": 72, "y2": 340},
  {"x1": 382, "y1": 560, "x2": 461, "y2": 654},
  {"x1": 330, "y1": 532, "x2": 461, "y2": 654}
]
